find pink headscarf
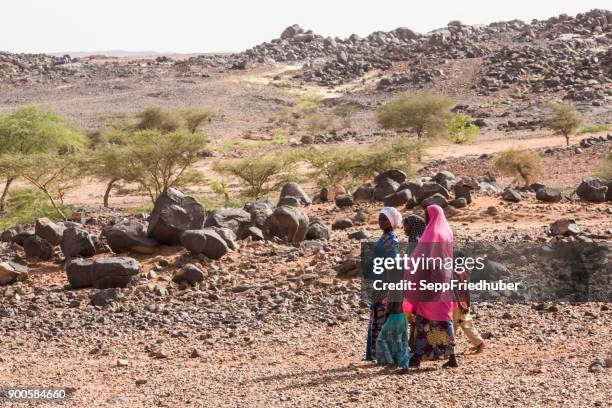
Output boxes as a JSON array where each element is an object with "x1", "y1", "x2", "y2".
[
  {"x1": 403, "y1": 205, "x2": 456, "y2": 321},
  {"x1": 380, "y1": 207, "x2": 403, "y2": 229}
]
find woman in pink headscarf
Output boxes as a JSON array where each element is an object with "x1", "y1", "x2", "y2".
[{"x1": 404, "y1": 204, "x2": 458, "y2": 368}]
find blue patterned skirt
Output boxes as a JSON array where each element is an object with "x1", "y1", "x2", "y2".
[{"x1": 376, "y1": 313, "x2": 410, "y2": 369}]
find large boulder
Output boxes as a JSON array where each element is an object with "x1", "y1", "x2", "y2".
[
  {"x1": 0, "y1": 261, "x2": 29, "y2": 285},
  {"x1": 373, "y1": 178, "x2": 400, "y2": 201},
  {"x1": 421, "y1": 193, "x2": 449, "y2": 208},
  {"x1": 502, "y1": 188, "x2": 522, "y2": 202},
  {"x1": 383, "y1": 189, "x2": 413, "y2": 207},
  {"x1": 536, "y1": 187, "x2": 562, "y2": 203},
  {"x1": 318, "y1": 186, "x2": 348, "y2": 202},
  {"x1": 280, "y1": 24, "x2": 304, "y2": 40},
  {"x1": 61, "y1": 227, "x2": 96, "y2": 258},
  {"x1": 305, "y1": 221, "x2": 329, "y2": 240},
  {"x1": 208, "y1": 227, "x2": 238, "y2": 250},
  {"x1": 180, "y1": 229, "x2": 229, "y2": 260},
  {"x1": 23, "y1": 236, "x2": 54, "y2": 260},
  {"x1": 374, "y1": 169, "x2": 407, "y2": 184},
  {"x1": 398, "y1": 180, "x2": 422, "y2": 197},
  {"x1": 264, "y1": 206, "x2": 309, "y2": 243},
  {"x1": 11, "y1": 229, "x2": 35, "y2": 246},
  {"x1": 66, "y1": 257, "x2": 140, "y2": 289},
  {"x1": 335, "y1": 195, "x2": 354, "y2": 208},
  {"x1": 204, "y1": 208, "x2": 252, "y2": 239},
  {"x1": 277, "y1": 196, "x2": 301, "y2": 207},
  {"x1": 432, "y1": 171, "x2": 456, "y2": 190},
  {"x1": 147, "y1": 188, "x2": 206, "y2": 245},
  {"x1": 35, "y1": 218, "x2": 65, "y2": 246},
  {"x1": 353, "y1": 186, "x2": 374, "y2": 202},
  {"x1": 416, "y1": 182, "x2": 450, "y2": 203},
  {"x1": 244, "y1": 199, "x2": 275, "y2": 229},
  {"x1": 104, "y1": 220, "x2": 158, "y2": 254},
  {"x1": 278, "y1": 183, "x2": 311, "y2": 206},
  {"x1": 453, "y1": 182, "x2": 472, "y2": 204},
  {"x1": 576, "y1": 178, "x2": 608, "y2": 203}
]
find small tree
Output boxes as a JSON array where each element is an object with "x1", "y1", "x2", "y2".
[
  {"x1": 299, "y1": 146, "x2": 365, "y2": 188},
  {"x1": 353, "y1": 137, "x2": 423, "y2": 181},
  {"x1": 546, "y1": 103, "x2": 582, "y2": 146},
  {"x1": 376, "y1": 92, "x2": 454, "y2": 140},
  {"x1": 494, "y1": 148, "x2": 543, "y2": 186},
  {"x1": 182, "y1": 109, "x2": 213, "y2": 134},
  {"x1": 134, "y1": 107, "x2": 185, "y2": 133},
  {"x1": 124, "y1": 130, "x2": 208, "y2": 202},
  {"x1": 214, "y1": 155, "x2": 295, "y2": 199},
  {"x1": 18, "y1": 153, "x2": 85, "y2": 220},
  {"x1": 0, "y1": 107, "x2": 85, "y2": 212},
  {"x1": 447, "y1": 113, "x2": 479, "y2": 144},
  {"x1": 210, "y1": 179, "x2": 231, "y2": 205},
  {"x1": 87, "y1": 145, "x2": 141, "y2": 207}
]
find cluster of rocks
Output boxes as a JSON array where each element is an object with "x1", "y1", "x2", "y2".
[
  {"x1": 528, "y1": 9, "x2": 612, "y2": 38},
  {"x1": 377, "y1": 64, "x2": 445, "y2": 90},
  {"x1": 323, "y1": 169, "x2": 501, "y2": 217},
  {"x1": 480, "y1": 39, "x2": 611, "y2": 103}
]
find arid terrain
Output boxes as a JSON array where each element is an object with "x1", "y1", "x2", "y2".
[{"x1": 1, "y1": 8, "x2": 611, "y2": 408}]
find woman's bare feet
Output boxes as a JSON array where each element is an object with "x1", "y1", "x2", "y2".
[{"x1": 472, "y1": 342, "x2": 485, "y2": 354}]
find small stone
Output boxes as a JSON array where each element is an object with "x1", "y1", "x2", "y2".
[
  {"x1": 190, "y1": 348, "x2": 203, "y2": 358},
  {"x1": 116, "y1": 359, "x2": 129, "y2": 367}
]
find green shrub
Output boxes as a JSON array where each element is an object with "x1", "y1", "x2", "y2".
[
  {"x1": 213, "y1": 155, "x2": 296, "y2": 199},
  {"x1": 0, "y1": 188, "x2": 73, "y2": 230},
  {"x1": 134, "y1": 107, "x2": 185, "y2": 133},
  {"x1": 298, "y1": 146, "x2": 366, "y2": 188},
  {"x1": 304, "y1": 113, "x2": 336, "y2": 134},
  {"x1": 376, "y1": 92, "x2": 454, "y2": 140},
  {"x1": 580, "y1": 124, "x2": 609, "y2": 134},
  {"x1": 494, "y1": 148, "x2": 543, "y2": 186},
  {"x1": 545, "y1": 103, "x2": 582, "y2": 146},
  {"x1": 447, "y1": 113, "x2": 479, "y2": 144}
]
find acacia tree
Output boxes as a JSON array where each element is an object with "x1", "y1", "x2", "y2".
[
  {"x1": 494, "y1": 148, "x2": 543, "y2": 186},
  {"x1": 447, "y1": 113, "x2": 479, "y2": 144},
  {"x1": 546, "y1": 103, "x2": 582, "y2": 146},
  {"x1": 0, "y1": 107, "x2": 84, "y2": 212},
  {"x1": 213, "y1": 155, "x2": 296, "y2": 199},
  {"x1": 122, "y1": 129, "x2": 209, "y2": 203},
  {"x1": 376, "y1": 92, "x2": 454, "y2": 140},
  {"x1": 17, "y1": 152, "x2": 85, "y2": 220},
  {"x1": 87, "y1": 145, "x2": 141, "y2": 207}
]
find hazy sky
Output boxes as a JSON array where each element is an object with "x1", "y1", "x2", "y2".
[{"x1": 2, "y1": 0, "x2": 610, "y2": 53}]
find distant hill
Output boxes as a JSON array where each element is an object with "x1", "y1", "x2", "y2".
[{"x1": 49, "y1": 50, "x2": 165, "y2": 58}]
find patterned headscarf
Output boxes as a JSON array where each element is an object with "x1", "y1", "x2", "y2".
[
  {"x1": 380, "y1": 207, "x2": 403, "y2": 229},
  {"x1": 403, "y1": 214, "x2": 427, "y2": 243}
]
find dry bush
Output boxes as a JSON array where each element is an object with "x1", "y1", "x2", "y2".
[
  {"x1": 545, "y1": 103, "x2": 582, "y2": 146},
  {"x1": 494, "y1": 148, "x2": 543, "y2": 186}
]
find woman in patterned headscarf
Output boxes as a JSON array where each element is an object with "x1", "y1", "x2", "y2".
[{"x1": 364, "y1": 207, "x2": 402, "y2": 362}]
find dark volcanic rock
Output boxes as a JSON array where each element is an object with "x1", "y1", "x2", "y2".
[
  {"x1": 264, "y1": 206, "x2": 309, "y2": 243},
  {"x1": 332, "y1": 218, "x2": 353, "y2": 230},
  {"x1": 353, "y1": 186, "x2": 374, "y2": 203},
  {"x1": 335, "y1": 195, "x2": 354, "y2": 208},
  {"x1": 536, "y1": 187, "x2": 562, "y2": 203},
  {"x1": 421, "y1": 193, "x2": 449, "y2": 208},
  {"x1": 549, "y1": 218, "x2": 580, "y2": 236},
  {"x1": 204, "y1": 208, "x2": 252, "y2": 239},
  {"x1": 180, "y1": 229, "x2": 229, "y2": 260},
  {"x1": 35, "y1": 217, "x2": 65, "y2": 246},
  {"x1": 374, "y1": 169, "x2": 408, "y2": 184},
  {"x1": 373, "y1": 178, "x2": 400, "y2": 202},
  {"x1": 244, "y1": 199, "x2": 275, "y2": 229},
  {"x1": 91, "y1": 288, "x2": 123, "y2": 307},
  {"x1": 278, "y1": 183, "x2": 311, "y2": 205},
  {"x1": 173, "y1": 263, "x2": 205, "y2": 285},
  {"x1": 23, "y1": 236, "x2": 54, "y2": 260},
  {"x1": 104, "y1": 220, "x2": 158, "y2": 254},
  {"x1": 61, "y1": 227, "x2": 96, "y2": 258},
  {"x1": 502, "y1": 188, "x2": 522, "y2": 202},
  {"x1": 66, "y1": 257, "x2": 140, "y2": 289},
  {"x1": 416, "y1": 182, "x2": 450, "y2": 203},
  {"x1": 383, "y1": 189, "x2": 413, "y2": 207},
  {"x1": 305, "y1": 221, "x2": 330, "y2": 240},
  {"x1": 147, "y1": 188, "x2": 206, "y2": 245},
  {"x1": 576, "y1": 178, "x2": 608, "y2": 203}
]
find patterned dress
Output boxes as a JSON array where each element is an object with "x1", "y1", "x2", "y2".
[
  {"x1": 364, "y1": 231, "x2": 400, "y2": 361},
  {"x1": 411, "y1": 315, "x2": 456, "y2": 363},
  {"x1": 376, "y1": 313, "x2": 410, "y2": 369}
]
